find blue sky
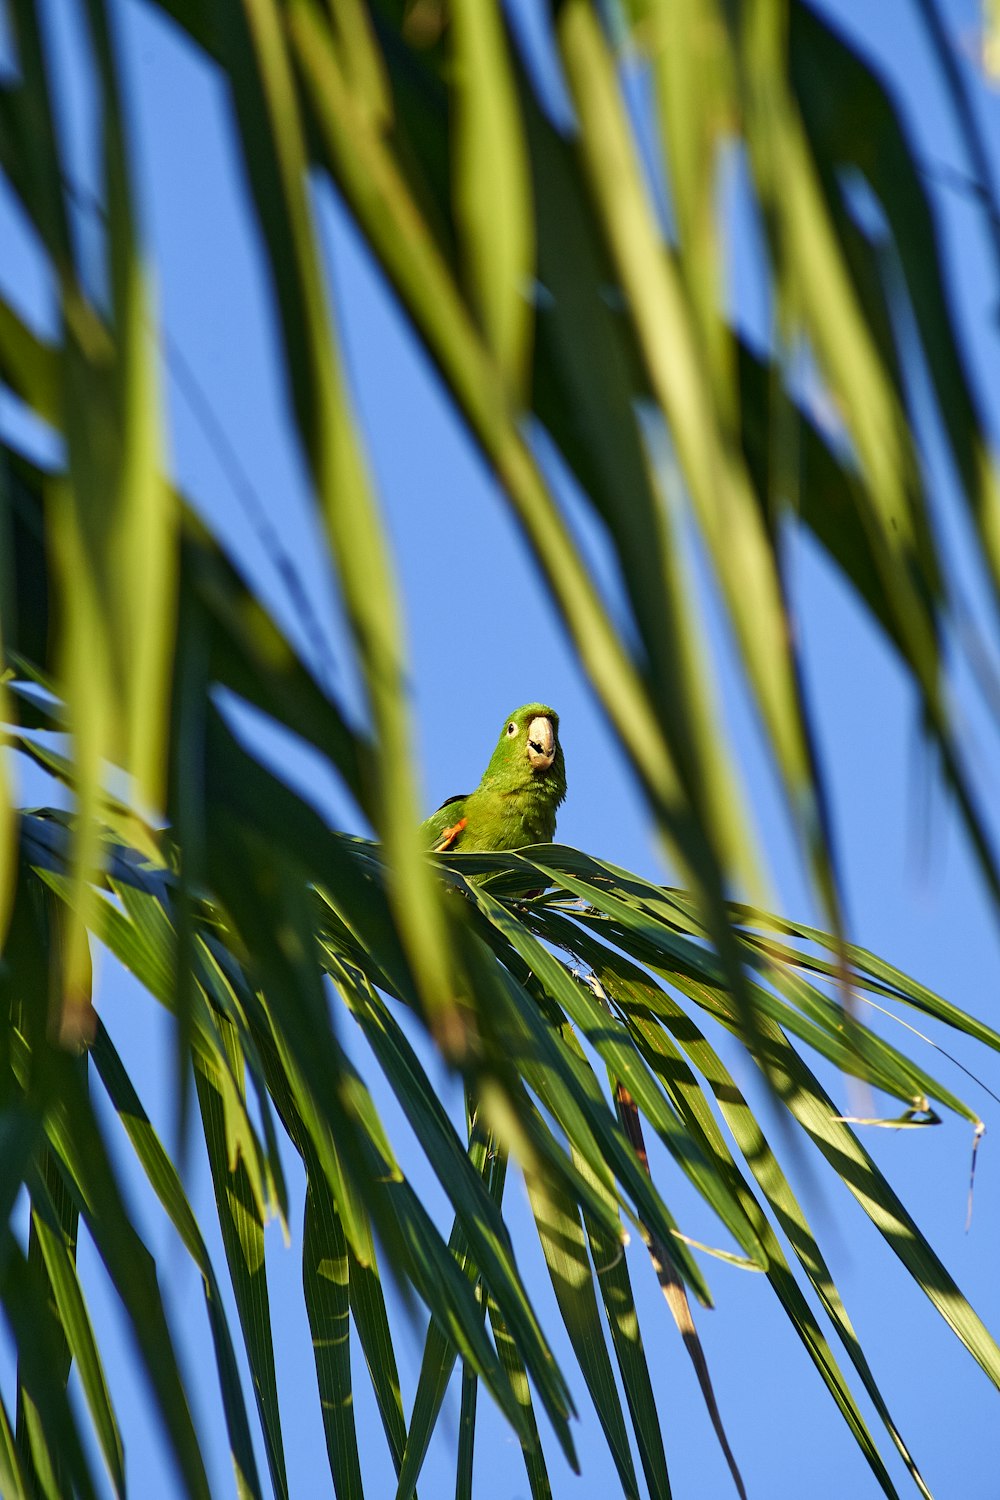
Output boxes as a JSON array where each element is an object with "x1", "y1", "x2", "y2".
[{"x1": 4, "y1": 0, "x2": 1000, "y2": 1496}]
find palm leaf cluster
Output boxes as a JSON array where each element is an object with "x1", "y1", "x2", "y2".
[{"x1": 1, "y1": 0, "x2": 1000, "y2": 1495}]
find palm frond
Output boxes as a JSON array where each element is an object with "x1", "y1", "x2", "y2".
[{"x1": 3, "y1": 0, "x2": 1000, "y2": 1493}]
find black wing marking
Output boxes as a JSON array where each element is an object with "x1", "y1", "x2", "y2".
[{"x1": 435, "y1": 793, "x2": 469, "y2": 813}]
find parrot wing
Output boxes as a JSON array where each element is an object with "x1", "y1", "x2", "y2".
[{"x1": 420, "y1": 793, "x2": 470, "y2": 852}]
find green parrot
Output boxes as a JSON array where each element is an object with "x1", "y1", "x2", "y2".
[{"x1": 420, "y1": 703, "x2": 566, "y2": 853}]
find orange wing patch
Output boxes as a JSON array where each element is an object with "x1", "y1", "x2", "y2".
[{"x1": 435, "y1": 817, "x2": 467, "y2": 852}]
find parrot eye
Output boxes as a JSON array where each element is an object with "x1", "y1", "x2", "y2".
[{"x1": 506, "y1": 721, "x2": 517, "y2": 736}]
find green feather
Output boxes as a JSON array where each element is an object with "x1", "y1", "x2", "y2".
[{"x1": 420, "y1": 703, "x2": 566, "y2": 852}]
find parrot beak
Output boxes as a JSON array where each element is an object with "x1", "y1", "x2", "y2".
[{"x1": 526, "y1": 715, "x2": 556, "y2": 770}]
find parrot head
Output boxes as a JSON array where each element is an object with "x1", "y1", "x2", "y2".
[{"x1": 481, "y1": 703, "x2": 565, "y2": 797}]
